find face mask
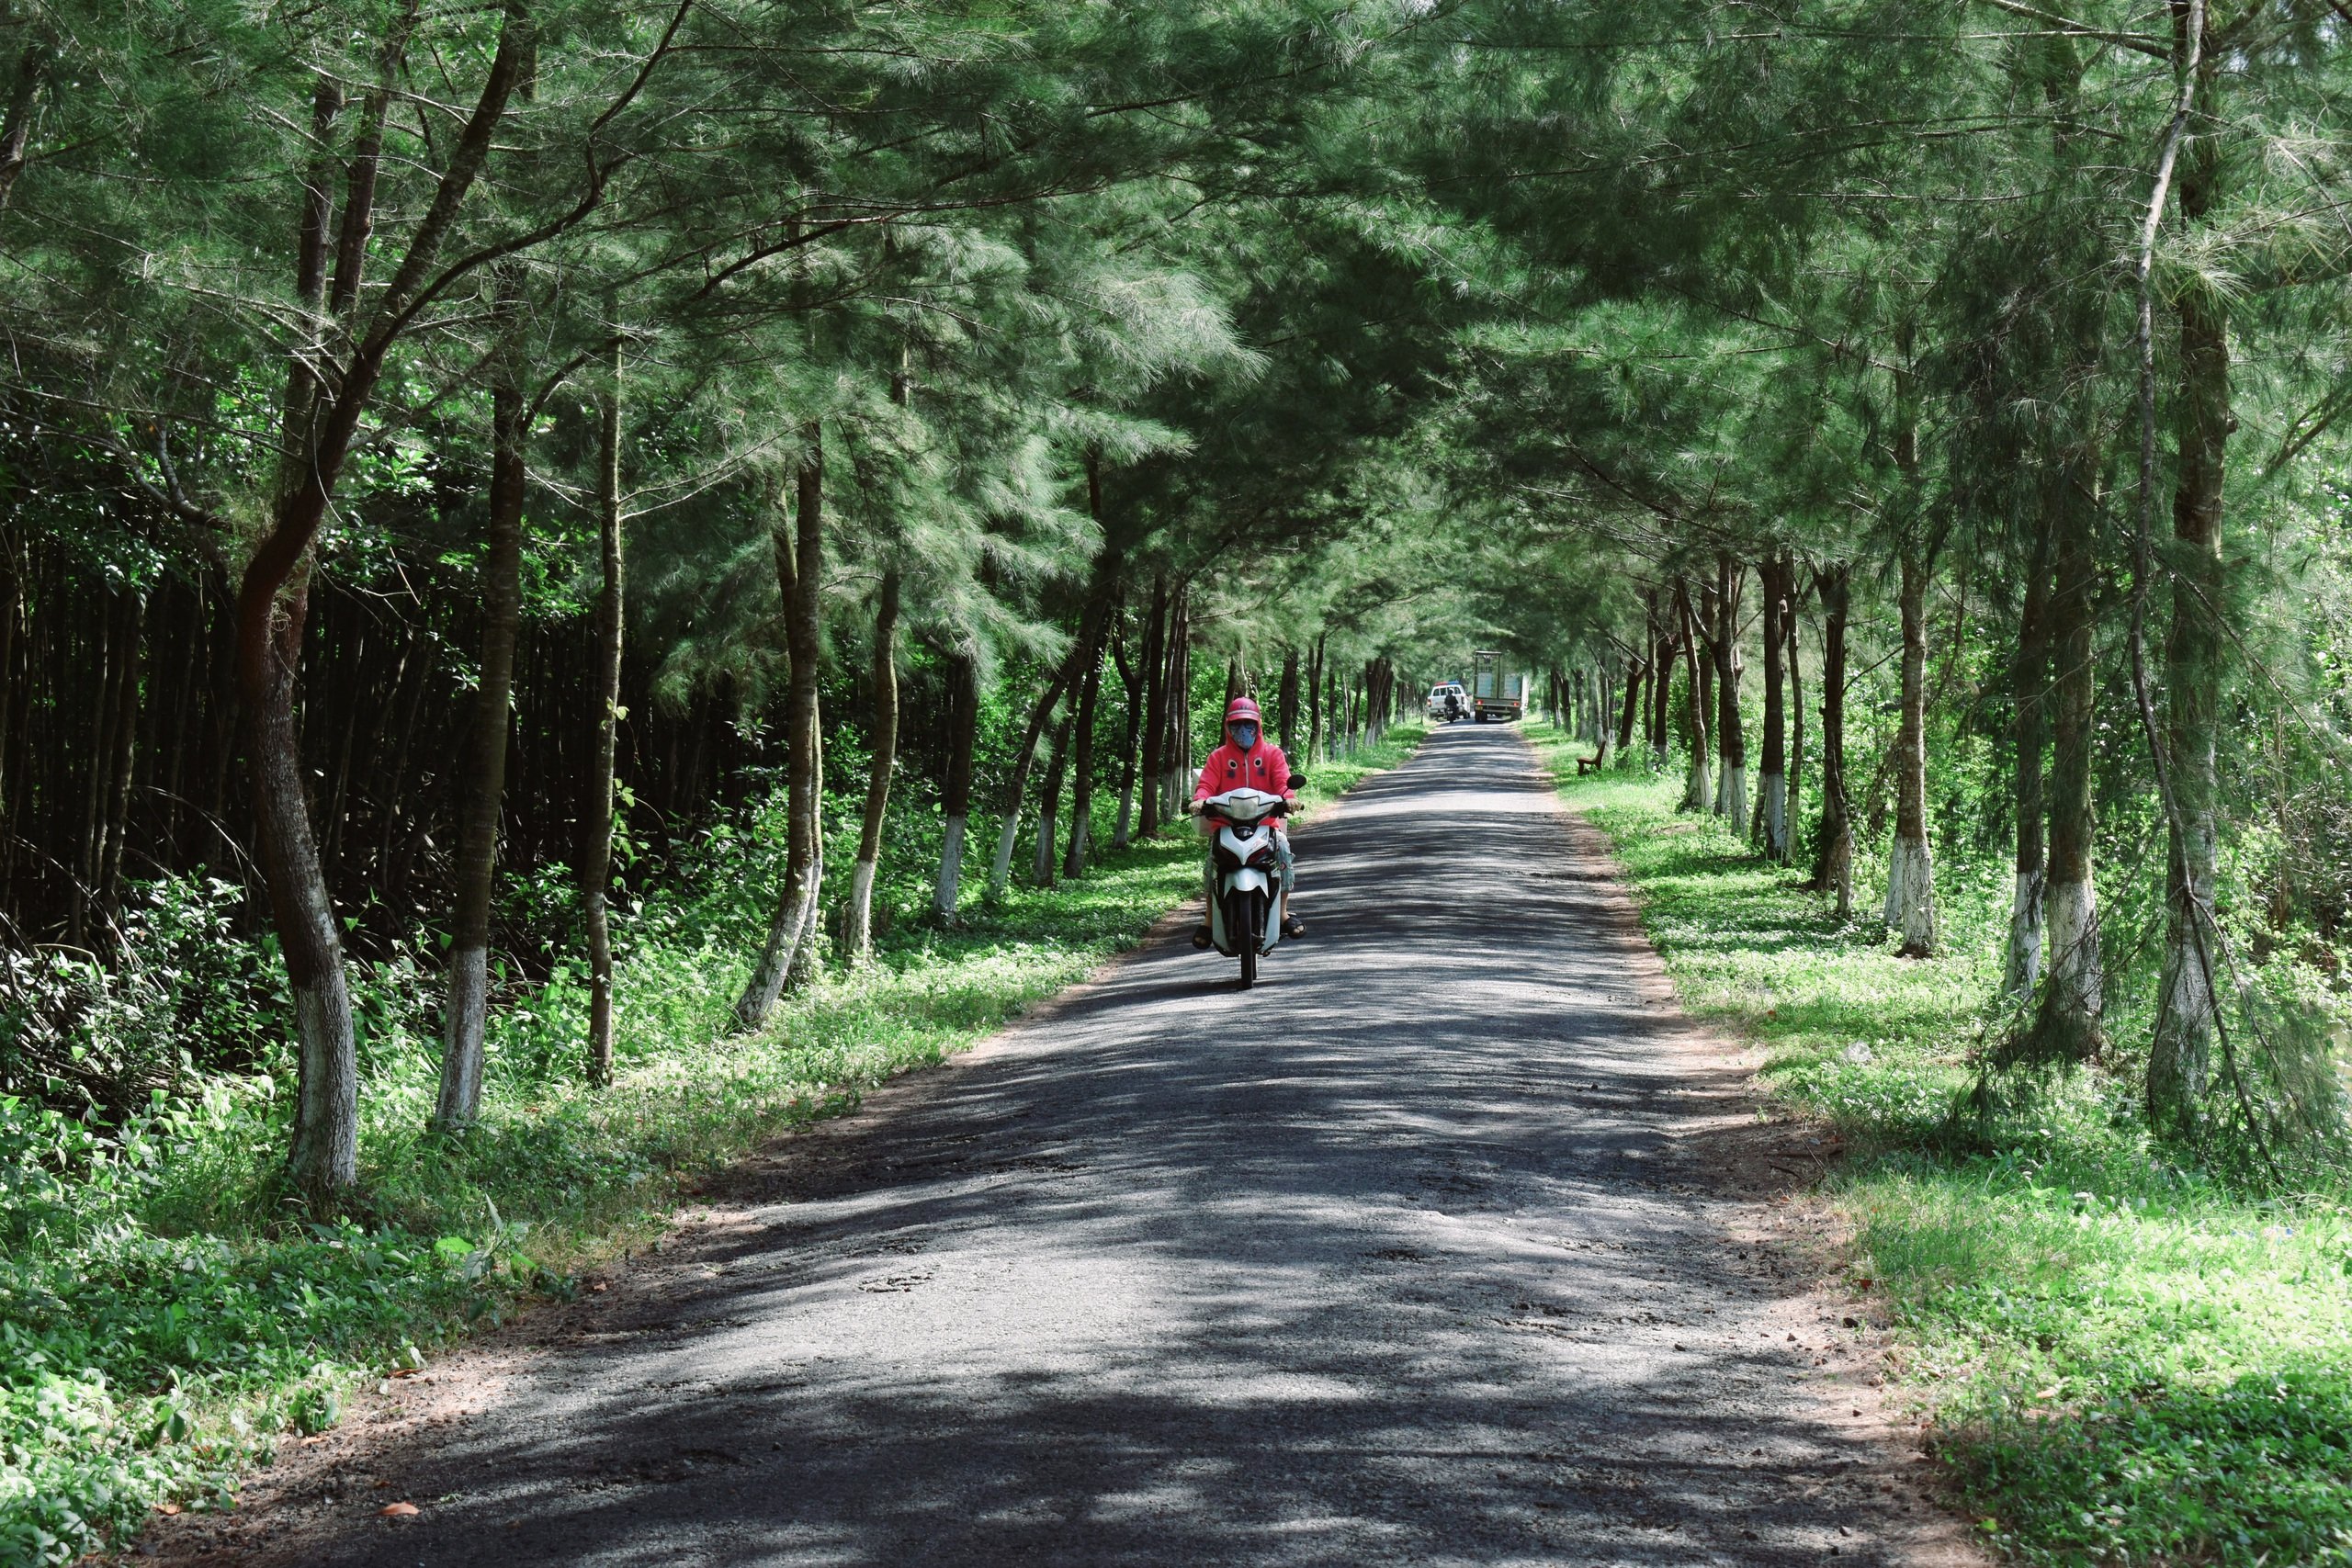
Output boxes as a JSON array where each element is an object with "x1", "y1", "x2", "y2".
[{"x1": 1229, "y1": 722, "x2": 1259, "y2": 750}]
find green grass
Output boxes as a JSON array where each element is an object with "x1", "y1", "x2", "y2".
[
  {"x1": 0, "y1": 725, "x2": 1424, "y2": 1566},
  {"x1": 1526, "y1": 725, "x2": 2352, "y2": 1568}
]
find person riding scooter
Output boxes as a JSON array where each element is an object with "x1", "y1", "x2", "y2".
[{"x1": 1191, "y1": 696, "x2": 1306, "y2": 945}]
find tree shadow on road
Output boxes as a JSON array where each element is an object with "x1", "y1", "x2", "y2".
[{"x1": 158, "y1": 727, "x2": 1974, "y2": 1568}]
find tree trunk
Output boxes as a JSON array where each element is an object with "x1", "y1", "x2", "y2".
[
  {"x1": 1307, "y1": 633, "x2": 1326, "y2": 761},
  {"x1": 1787, "y1": 571, "x2": 1805, "y2": 858},
  {"x1": 158, "y1": 589, "x2": 194, "y2": 861},
  {"x1": 933, "y1": 646, "x2": 979, "y2": 919},
  {"x1": 377, "y1": 626, "x2": 434, "y2": 892},
  {"x1": 244, "y1": 558, "x2": 358, "y2": 1203},
  {"x1": 785, "y1": 719, "x2": 827, "y2": 993},
  {"x1": 1035, "y1": 704, "x2": 1071, "y2": 888},
  {"x1": 844, "y1": 572, "x2": 899, "y2": 960},
  {"x1": 732, "y1": 425, "x2": 826, "y2": 1032},
  {"x1": 435, "y1": 278, "x2": 528, "y2": 1131},
  {"x1": 1111, "y1": 622, "x2": 1141, "y2": 851},
  {"x1": 321, "y1": 617, "x2": 367, "y2": 881},
  {"x1": 1593, "y1": 666, "x2": 1615, "y2": 761},
  {"x1": 1810, "y1": 563, "x2": 1855, "y2": 918},
  {"x1": 2006, "y1": 523, "x2": 2054, "y2": 996},
  {"x1": 989, "y1": 658, "x2": 1078, "y2": 902},
  {"x1": 582, "y1": 319, "x2": 624, "y2": 1087},
  {"x1": 1156, "y1": 595, "x2": 1183, "y2": 822},
  {"x1": 1067, "y1": 455, "x2": 1112, "y2": 878},
  {"x1": 243, "y1": 15, "x2": 528, "y2": 1200},
  {"x1": 0, "y1": 43, "x2": 49, "y2": 215},
  {"x1": 100, "y1": 593, "x2": 143, "y2": 917},
  {"x1": 1755, "y1": 554, "x2": 1788, "y2": 862},
  {"x1": 1649, "y1": 604, "x2": 1675, "y2": 767},
  {"x1": 1136, "y1": 578, "x2": 1169, "y2": 840},
  {"x1": 2148, "y1": 119, "x2": 2229, "y2": 1132},
  {"x1": 72, "y1": 602, "x2": 117, "y2": 947},
  {"x1": 0, "y1": 547, "x2": 17, "y2": 845},
  {"x1": 1165, "y1": 597, "x2": 1193, "y2": 815},
  {"x1": 1276, "y1": 646, "x2": 1300, "y2": 754},
  {"x1": 1883, "y1": 551, "x2": 1937, "y2": 957},
  {"x1": 1063, "y1": 593, "x2": 1109, "y2": 880},
  {"x1": 1674, "y1": 581, "x2": 1711, "y2": 812},
  {"x1": 78, "y1": 598, "x2": 119, "y2": 942},
  {"x1": 2037, "y1": 452, "x2": 2106, "y2": 1061},
  {"x1": 1713, "y1": 555, "x2": 1747, "y2": 823},
  {"x1": 1615, "y1": 649, "x2": 1643, "y2": 757}
]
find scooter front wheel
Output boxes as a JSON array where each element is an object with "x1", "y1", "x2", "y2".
[{"x1": 1235, "y1": 890, "x2": 1262, "y2": 988}]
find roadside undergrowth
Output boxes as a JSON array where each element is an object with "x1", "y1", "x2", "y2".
[
  {"x1": 5, "y1": 726, "x2": 1423, "y2": 1566},
  {"x1": 1527, "y1": 725, "x2": 2352, "y2": 1568}
]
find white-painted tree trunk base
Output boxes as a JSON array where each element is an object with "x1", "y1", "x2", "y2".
[
  {"x1": 2152, "y1": 930, "x2": 2217, "y2": 1113},
  {"x1": 288, "y1": 977, "x2": 359, "y2": 1193},
  {"x1": 1716, "y1": 762, "x2": 1747, "y2": 825},
  {"x1": 1883, "y1": 835, "x2": 1937, "y2": 955},
  {"x1": 1758, "y1": 773, "x2": 1787, "y2": 859},
  {"x1": 733, "y1": 869, "x2": 813, "y2": 1030},
  {"x1": 1113, "y1": 789, "x2": 1134, "y2": 851},
  {"x1": 845, "y1": 857, "x2": 878, "y2": 959},
  {"x1": 988, "y1": 809, "x2": 1022, "y2": 901},
  {"x1": 783, "y1": 856, "x2": 826, "y2": 991},
  {"x1": 2005, "y1": 867, "x2": 2046, "y2": 997},
  {"x1": 2043, "y1": 875, "x2": 2102, "y2": 1019},
  {"x1": 1032, "y1": 808, "x2": 1058, "y2": 886},
  {"x1": 934, "y1": 815, "x2": 967, "y2": 922},
  {"x1": 435, "y1": 944, "x2": 490, "y2": 1128},
  {"x1": 1685, "y1": 760, "x2": 1712, "y2": 813}
]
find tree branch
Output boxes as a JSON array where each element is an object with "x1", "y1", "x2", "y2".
[{"x1": 1969, "y1": 0, "x2": 2171, "y2": 58}]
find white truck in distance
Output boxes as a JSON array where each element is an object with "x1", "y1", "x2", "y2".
[{"x1": 1470, "y1": 650, "x2": 1527, "y2": 722}]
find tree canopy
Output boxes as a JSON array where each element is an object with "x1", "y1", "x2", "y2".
[{"x1": 4, "y1": 0, "x2": 2350, "y2": 1221}]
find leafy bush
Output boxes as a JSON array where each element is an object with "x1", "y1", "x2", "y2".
[{"x1": 0, "y1": 877, "x2": 286, "y2": 1119}]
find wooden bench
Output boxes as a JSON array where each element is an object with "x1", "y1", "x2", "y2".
[{"x1": 1575, "y1": 752, "x2": 1606, "y2": 775}]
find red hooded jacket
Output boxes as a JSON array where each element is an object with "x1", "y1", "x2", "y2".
[{"x1": 1193, "y1": 739, "x2": 1295, "y2": 813}]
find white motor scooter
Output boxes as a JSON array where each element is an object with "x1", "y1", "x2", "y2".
[{"x1": 1195, "y1": 785, "x2": 1292, "y2": 987}]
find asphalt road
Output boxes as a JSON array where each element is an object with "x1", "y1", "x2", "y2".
[{"x1": 162, "y1": 723, "x2": 1973, "y2": 1568}]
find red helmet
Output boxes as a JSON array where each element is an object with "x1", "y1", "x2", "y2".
[{"x1": 1224, "y1": 696, "x2": 1262, "y2": 728}]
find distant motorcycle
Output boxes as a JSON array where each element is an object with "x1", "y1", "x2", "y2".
[{"x1": 1195, "y1": 784, "x2": 1293, "y2": 987}]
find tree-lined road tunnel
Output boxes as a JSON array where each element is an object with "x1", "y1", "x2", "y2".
[{"x1": 177, "y1": 726, "x2": 1975, "y2": 1567}]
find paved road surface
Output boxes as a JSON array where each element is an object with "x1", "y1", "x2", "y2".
[{"x1": 164, "y1": 724, "x2": 1973, "y2": 1567}]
